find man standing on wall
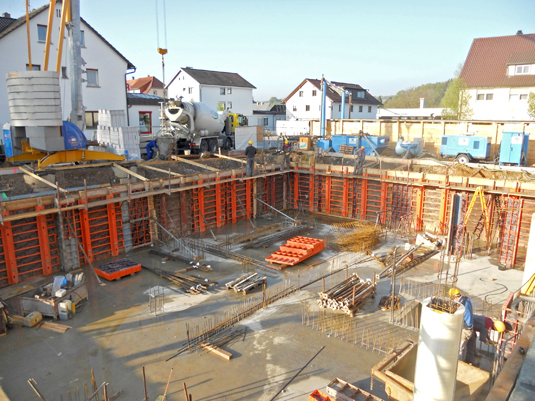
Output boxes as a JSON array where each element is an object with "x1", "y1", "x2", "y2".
[
  {"x1": 245, "y1": 140, "x2": 257, "y2": 177},
  {"x1": 281, "y1": 140, "x2": 291, "y2": 171},
  {"x1": 353, "y1": 146, "x2": 366, "y2": 176}
]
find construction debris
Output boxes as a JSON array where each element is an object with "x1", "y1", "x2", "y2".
[
  {"x1": 201, "y1": 342, "x2": 233, "y2": 361},
  {"x1": 225, "y1": 273, "x2": 267, "y2": 295},
  {"x1": 379, "y1": 245, "x2": 440, "y2": 279},
  {"x1": 318, "y1": 274, "x2": 376, "y2": 316},
  {"x1": 142, "y1": 265, "x2": 216, "y2": 294},
  {"x1": 265, "y1": 236, "x2": 324, "y2": 267},
  {"x1": 378, "y1": 295, "x2": 401, "y2": 311},
  {"x1": 331, "y1": 221, "x2": 382, "y2": 252},
  {"x1": 40, "y1": 322, "x2": 71, "y2": 333}
]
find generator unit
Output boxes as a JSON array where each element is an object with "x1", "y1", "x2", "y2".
[
  {"x1": 499, "y1": 132, "x2": 529, "y2": 166},
  {"x1": 331, "y1": 134, "x2": 389, "y2": 155},
  {"x1": 440, "y1": 134, "x2": 491, "y2": 163}
]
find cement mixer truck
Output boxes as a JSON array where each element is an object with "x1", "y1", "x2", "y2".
[{"x1": 154, "y1": 98, "x2": 247, "y2": 158}]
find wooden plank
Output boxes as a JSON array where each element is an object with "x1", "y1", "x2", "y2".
[
  {"x1": 19, "y1": 166, "x2": 68, "y2": 192},
  {"x1": 214, "y1": 153, "x2": 246, "y2": 164},
  {"x1": 170, "y1": 155, "x2": 220, "y2": 171},
  {"x1": 112, "y1": 163, "x2": 149, "y2": 181},
  {"x1": 201, "y1": 342, "x2": 233, "y2": 361},
  {"x1": 41, "y1": 322, "x2": 71, "y2": 333},
  {"x1": 139, "y1": 164, "x2": 183, "y2": 176}
]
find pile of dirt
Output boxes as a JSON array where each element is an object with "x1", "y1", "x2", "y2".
[{"x1": 0, "y1": 173, "x2": 34, "y2": 197}]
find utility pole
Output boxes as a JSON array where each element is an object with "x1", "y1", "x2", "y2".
[{"x1": 68, "y1": 0, "x2": 85, "y2": 130}]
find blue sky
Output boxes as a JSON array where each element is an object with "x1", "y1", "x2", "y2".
[{"x1": 5, "y1": 0, "x2": 535, "y2": 101}]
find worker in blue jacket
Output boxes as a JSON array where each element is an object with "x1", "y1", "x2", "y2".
[
  {"x1": 450, "y1": 288, "x2": 476, "y2": 364},
  {"x1": 146, "y1": 140, "x2": 158, "y2": 160}
]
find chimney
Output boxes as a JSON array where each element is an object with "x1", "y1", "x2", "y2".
[
  {"x1": 517, "y1": 30, "x2": 523, "y2": 35},
  {"x1": 419, "y1": 98, "x2": 426, "y2": 109},
  {"x1": 2, "y1": 12, "x2": 11, "y2": 18}
]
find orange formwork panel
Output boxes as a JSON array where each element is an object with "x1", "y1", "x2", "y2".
[
  {"x1": 309, "y1": 390, "x2": 334, "y2": 401},
  {"x1": 265, "y1": 236, "x2": 324, "y2": 267}
]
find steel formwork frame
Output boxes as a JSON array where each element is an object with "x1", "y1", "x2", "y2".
[{"x1": 128, "y1": 196, "x2": 152, "y2": 248}]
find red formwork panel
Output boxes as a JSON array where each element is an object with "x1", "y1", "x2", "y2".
[
  {"x1": 309, "y1": 390, "x2": 334, "y2": 401},
  {"x1": 266, "y1": 236, "x2": 324, "y2": 267},
  {"x1": 95, "y1": 259, "x2": 141, "y2": 281}
]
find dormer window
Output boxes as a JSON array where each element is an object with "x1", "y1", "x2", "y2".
[
  {"x1": 516, "y1": 65, "x2": 530, "y2": 74},
  {"x1": 357, "y1": 90, "x2": 365, "y2": 98}
]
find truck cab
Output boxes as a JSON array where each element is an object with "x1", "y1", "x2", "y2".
[{"x1": 227, "y1": 113, "x2": 248, "y2": 134}]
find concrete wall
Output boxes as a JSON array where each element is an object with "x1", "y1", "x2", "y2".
[
  {"x1": 0, "y1": 2, "x2": 130, "y2": 136},
  {"x1": 466, "y1": 87, "x2": 535, "y2": 121},
  {"x1": 311, "y1": 119, "x2": 535, "y2": 164}
]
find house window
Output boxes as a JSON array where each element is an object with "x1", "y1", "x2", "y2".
[
  {"x1": 139, "y1": 112, "x2": 152, "y2": 134},
  {"x1": 220, "y1": 88, "x2": 225, "y2": 95},
  {"x1": 359, "y1": 106, "x2": 363, "y2": 112},
  {"x1": 306, "y1": 105, "x2": 310, "y2": 111},
  {"x1": 299, "y1": 91, "x2": 303, "y2": 97},
  {"x1": 357, "y1": 91, "x2": 365, "y2": 98},
  {"x1": 264, "y1": 118, "x2": 268, "y2": 126},
  {"x1": 56, "y1": 8, "x2": 61, "y2": 17},
  {"x1": 368, "y1": 106, "x2": 372, "y2": 112},
  {"x1": 219, "y1": 101, "x2": 226, "y2": 110},
  {"x1": 86, "y1": 69, "x2": 98, "y2": 87},
  {"x1": 227, "y1": 88, "x2": 232, "y2": 94},
  {"x1": 153, "y1": 90, "x2": 157, "y2": 95},
  {"x1": 293, "y1": 105, "x2": 297, "y2": 112},
  {"x1": 312, "y1": 90, "x2": 317, "y2": 96},
  {"x1": 486, "y1": 93, "x2": 493, "y2": 100},
  {"x1": 477, "y1": 94, "x2": 484, "y2": 100},
  {"x1": 516, "y1": 65, "x2": 530, "y2": 75},
  {"x1": 188, "y1": 87, "x2": 193, "y2": 94},
  {"x1": 338, "y1": 105, "x2": 341, "y2": 112},
  {"x1": 80, "y1": 31, "x2": 85, "y2": 47},
  {"x1": 227, "y1": 101, "x2": 232, "y2": 109},
  {"x1": 520, "y1": 94, "x2": 528, "y2": 100},
  {"x1": 26, "y1": 64, "x2": 41, "y2": 71},
  {"x1": 61, "y1": 66, "x2": 68, "y2": 79},
  {"x1": 85, "y1": 111, "x2": 98, "y2": 128},
  {"x1": 350, "y1": 105, "x2": 354, "y2": 112},
  {"x1": 37, "y1": 25, "x2": 47, "y2": 42}
]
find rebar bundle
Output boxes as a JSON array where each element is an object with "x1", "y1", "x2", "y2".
[
  {"x1": 243, "y1": 225, "x2": 309, "y2": 249},
  {"x1": 331, "y1": 221, "x2": 382, "y2": 252},
  {"x1": 142, "y1": 265, "x2": 216, "y2": 294},
  {"x1": 317, "y1": 274, "x2": 376, "y2": 316},
  {"x1": 225, "y1": 273, "x2": 267, "y2": 294}
]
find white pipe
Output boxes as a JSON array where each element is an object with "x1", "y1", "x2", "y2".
[{"x1": 413, "y1": 297, "x2": 465, "y2": 401}]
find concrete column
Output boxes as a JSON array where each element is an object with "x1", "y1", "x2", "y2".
[{"x1": 413, "y1": 297, "x2": 464, "y2": 401}]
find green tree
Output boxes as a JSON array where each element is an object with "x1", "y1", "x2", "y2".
[
  {"x1": 440, "y1": 78, "x2": 473, "y2": 120},
  {"x1": 382, "y1": 81, "x2": 449, "y2": 108},
  {"x1": 268, "y1": 97, "x2": 282, "y2": 106},
  {"x1": 528, "y1": 92, "x2": 535, "y2": 120}
]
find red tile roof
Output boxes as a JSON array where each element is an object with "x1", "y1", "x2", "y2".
[
  {"x1": 127, "y1": 76, "x2": 164, "y2": 94},
  {"x1": 460, "y1": 33, "x2": 535, "y2": 88}
]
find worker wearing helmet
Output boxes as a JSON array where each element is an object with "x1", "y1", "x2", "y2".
[
  {"x1": 449, "y1": 288, "x2": 476, "y2": 364},
  {"x1": 353, "y1": 146, "x2": 366, "y2": 176},
  {"x1": 281, "y1": 139, "x2": 292, "y2": 171},
  {"x1": 245, "y1": 140, "x2": 257, "y2": 177},
  {"x1": 473, "y1": 315, "x2": 506, "y2": 345}
]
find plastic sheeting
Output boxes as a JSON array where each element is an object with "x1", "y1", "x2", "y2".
[{"x1": 413, "y1": 297, "x2": 464, "y2": 401}]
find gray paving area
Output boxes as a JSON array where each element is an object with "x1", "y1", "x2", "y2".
[{"x1": 0, "y1": 217, "x2": 523, "y2": 401}]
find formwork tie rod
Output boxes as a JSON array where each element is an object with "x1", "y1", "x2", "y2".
[{"x1": 253, "y1": 196, "x2": 296, "y2": 223}]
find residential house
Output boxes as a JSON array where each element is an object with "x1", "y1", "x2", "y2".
[
  {"x1": 460, "y1": 31, "x2": 535, "y2": 121},
  {"x1": 127, "y1": 93, "x2": 163, "y2": 136},
  {"x1": 166, "y1": 67, "x2": 256, "y2": 116},
  {"x1": 0, "y1": 3, "x2": 135, "y2": 135},
  {"x1": 251, "y1": 102, "x2": 286, "y2": 134},
  {"x1": 127, "y1": 75, "x2": 165, "y2": 98},
  {"x1": 284, "y1": 79, "x2": 381, "y2": 121}
]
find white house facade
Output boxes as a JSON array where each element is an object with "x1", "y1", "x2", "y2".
[
  {"x1": 460, "y1": 32, "x2": 535, "y2": 121},
  {"x1": 0, "y1": 4, "x2": 135, "y2": 136},
  {"x1": 166, "y1": 68, "x2": 255, "y2": 116},
  {"x1": 284, "y1": 79, "x2": 380, "y2": 121}
]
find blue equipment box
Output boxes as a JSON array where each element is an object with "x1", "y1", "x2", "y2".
[
  {"x1": 499, "y1": 132, "x2": 529, "y2": 166},
  {"x1": 440, "y1": 135, "x2": 490, "y2": 161}
]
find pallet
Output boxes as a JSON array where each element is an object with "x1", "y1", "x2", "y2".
[
  {"x1": 40, "y1": 322, "x2": 71, "y2": 333},
  {"x1": 95, "y1": 259, "x2": 142, "y2": 281}
]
